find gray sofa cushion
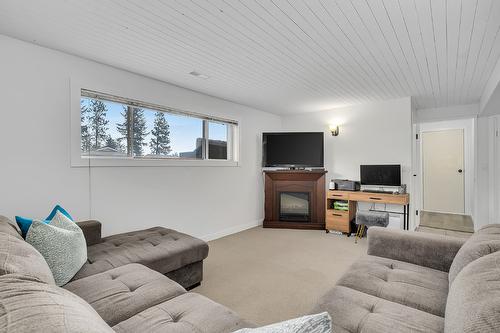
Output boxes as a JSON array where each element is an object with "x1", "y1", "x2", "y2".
[
  {"x1": 367, "y1": 227, "x2": 465, "y2": 272},
  {"x1": 0, "y1": 274, "x2": 113, "y2": 333},
  {"x1": 64, "y1": 263, "x2": 186, "y2": 326},
  {"x1": 73, "y1": 227, "x2": 209, "y2": 280},
  {"x1": 113, "y1": 292, "x2": 252, "y2": 333},
  {"x1": 0, "y1": 232, "x2": 55, "y2": 285},
  {"x1": 448, "y1": 224, "x2": 500, "y2": 285},
  {"x1": 336, "y1": 255, "x2": 449, "y2": 317},
  {"x1": 312, "y1": 285, "x2": 444, "y2": 333},
  {"x1": 445, "y1": 250, "x2": 500, "y2": 333},
  {"x1": 0, "y1": 215, "x2": 23, "y2": 239}
]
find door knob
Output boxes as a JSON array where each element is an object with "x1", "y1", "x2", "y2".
[{"x1": 458, "y1": 169, "x2": 463, "y2": 173}]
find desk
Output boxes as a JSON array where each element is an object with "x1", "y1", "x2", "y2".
[{"x1": 326, "y1": 190, "x2": 410, "y2": 233}]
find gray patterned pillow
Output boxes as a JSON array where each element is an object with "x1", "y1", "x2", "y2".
[
  {"x1": 26, "y1": 211, "x2": 87, "y2": 286},
  {"x1": 235, "y1": 312, "x2": 332, "y2": 333}
]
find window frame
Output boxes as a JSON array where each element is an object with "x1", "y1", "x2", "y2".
[{"x1": 71, "y1": 79, "x2": 240, "y2": 167}]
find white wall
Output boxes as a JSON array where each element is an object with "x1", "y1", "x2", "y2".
[
  {"x1": 281, "y1": 98, "x2": 413, "y2": 229},
  {"x1": 477, "y1": 56, "x2": 500, "y2": 227},
  {"x1": 4, "y1": 32, "x2": 494, "y2": 237},
  {"x1": 0, "y1": 35, "x2": 281, "y2": 240},
  {"x1": 476, "y1": 115, "x2": 500, "y2": 229}
]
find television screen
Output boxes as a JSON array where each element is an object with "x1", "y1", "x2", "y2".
[
  {"x1": 360, "y1": 165, "x2": 401, "y2": 186},
  {"x1": 262, "y1": 132, "x2": 324, "y2": 167}
]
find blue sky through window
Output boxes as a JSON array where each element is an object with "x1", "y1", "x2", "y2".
[
  {"x1": 82, "y1": 98, "x2": 228, "y2": 156},
  {"x1": 209, "y1": 121, "x2": 227, "y2": 141}
]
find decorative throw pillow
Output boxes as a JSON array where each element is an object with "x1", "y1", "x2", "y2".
[
  {"x1": 234, "y1": 312, "x2": 332, "y2": 333},
  {"x1": 26, "y1": 211, "x2": 86, "y2": 286},
  {"x1": 15, "y1": 204, "x2": 73, "y2": 238},
  {"x1": 46, "y1": 205, "x2": 73, "y2": 221}
]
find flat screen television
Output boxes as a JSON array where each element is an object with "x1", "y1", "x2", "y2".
[
  {"x1": 262, "y1": 132, "x2": 324, "y2": 168},
  {"x1": 360, "y1": 164, "x2": 401, "y2": 186}
]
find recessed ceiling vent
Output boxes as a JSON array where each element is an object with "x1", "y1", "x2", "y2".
[{"x1": 189, "y1": 71, "x2": 210, "y2": 79}]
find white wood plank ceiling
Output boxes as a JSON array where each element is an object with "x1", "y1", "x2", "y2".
[{"x1": 1, "y1": 0, "x2": 500, "y2": 114}]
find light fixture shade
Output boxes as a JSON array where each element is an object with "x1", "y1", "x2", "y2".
[{"x1": 329, "y1": 124, "x2": 339, "y2": 136}]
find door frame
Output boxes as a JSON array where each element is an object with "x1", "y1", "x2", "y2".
[{"x1": 417, "y1": 118, "x2": 475, "y2": 217}]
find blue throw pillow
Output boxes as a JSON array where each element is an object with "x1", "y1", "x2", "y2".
[
  {"x1": 46, "y1": 205, "x2": 73, "y2": 221},
  {"x1": 15, "y1": 205, "x2": 73, "y2": 239},
  {"x1": 15, "y1": 216, "x2": 46, "y2": 239}
]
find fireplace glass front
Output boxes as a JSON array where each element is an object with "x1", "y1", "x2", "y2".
[{"x1": 279, "y1": 192, "x2": 310, "y2": 222}]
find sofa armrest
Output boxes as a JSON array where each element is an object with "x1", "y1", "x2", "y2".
[
  {"x1": 367, "y1": 227, "x2": 466, "y2": 272},
  {"x1": 76, "y1": 220, "x2": 102, "y2": 246}
]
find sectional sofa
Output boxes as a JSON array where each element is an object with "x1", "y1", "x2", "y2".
[
  {"x1": 4, "y1": 212, "x2": 500, "y2": 333},
  {"x1": 0, "y1": 216, "x2": 252, "y2": 332},
  {"x1": 312, "y1": 225, "x2": 500, "y2": 332}
]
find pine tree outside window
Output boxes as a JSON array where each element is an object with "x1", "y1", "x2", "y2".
[{"x1": 79, "y1": 89, "x2": 238, "y2": 162}]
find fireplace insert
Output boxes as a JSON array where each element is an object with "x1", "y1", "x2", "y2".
[{"x1": 279, "y1": 192, "x2": 310, "y2": 222}]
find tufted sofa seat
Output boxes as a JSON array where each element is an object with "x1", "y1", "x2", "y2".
[
  {"x1": 73, "y1": 224, "x2": 209, "y2": 289},
  {"x1": 315, "y1": 285, "x2": 444, "y2": 333},
  {"x1": 312, "y1": 225, "x2": 500, "y2": 333},
  {"x1": 311, "y1": 227, "x2": 466, "y2": 332},
  {"x1": 64, "y1": 263, "x2": 249, "y2": 332},
  {"x1": 335, "y1": 255, "x2": 449, "y2": 317},
  {"x1": 64, "y1": 263, "x2": 187, "y2": 326},
  {"x1": 113, "y1": 293, "x2": 249, "y2": 333}
]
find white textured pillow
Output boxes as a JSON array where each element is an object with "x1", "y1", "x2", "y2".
[
  {"x1": 26, "y1": 211, "x2": 87, "y2": 286},
  {"x1": 235, "y1": 312, "x2": 332, "y2": 333}
]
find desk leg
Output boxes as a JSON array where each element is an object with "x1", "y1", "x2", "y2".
[
  {"x1": 406, "y1": 204, "x2": 410, "y2": 230},
  {"x1": 403, "y1": 204, "x2": 410, "y2": 230},
  {"x1": 403, "y1": 205, "x2": 407, "y2": 230}
]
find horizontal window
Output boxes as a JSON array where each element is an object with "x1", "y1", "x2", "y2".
[{"x1": 79, "y1": 90, "x2": 238, "y2": 163}]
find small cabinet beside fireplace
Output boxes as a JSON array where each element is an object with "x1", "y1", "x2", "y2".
[{"x1": 263, "y1": 170, "x2": 326, "y2": 230}]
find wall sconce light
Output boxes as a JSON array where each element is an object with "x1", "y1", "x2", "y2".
[{"x1": 329, "y1": 124, "x2": 339, "y2": 136}]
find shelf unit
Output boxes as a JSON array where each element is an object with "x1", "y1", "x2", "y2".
[{"x1": 325, "y1": 190, "x2": 356, "y2": 234}]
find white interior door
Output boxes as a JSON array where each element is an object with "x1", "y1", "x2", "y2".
[{"x1": 422, "y1": 129, "x2": 465, "y2": 214}]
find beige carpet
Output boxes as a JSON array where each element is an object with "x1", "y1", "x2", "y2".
[{"x1": 193, "y1": 227, "x2": 367, "y2": 326}]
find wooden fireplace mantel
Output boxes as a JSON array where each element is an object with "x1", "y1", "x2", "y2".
[{"x1": 263, "y1": 169, "x2": 327, "y2": 230}]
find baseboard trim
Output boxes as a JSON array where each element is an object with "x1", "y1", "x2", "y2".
[{"x1": 200, "y1": 219, "x2": 263, "y2": 242}]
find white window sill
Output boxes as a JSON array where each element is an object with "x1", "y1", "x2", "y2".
[{"x1": 71, "y1": 157, "x2": 239, "y2": 168}]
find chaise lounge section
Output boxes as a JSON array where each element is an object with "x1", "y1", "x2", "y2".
[{"x1": 74, "y1": 220, "x2": 208, "y2": 289}]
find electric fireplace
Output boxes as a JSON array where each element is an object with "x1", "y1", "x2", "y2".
[
  {"x1": 263, "y1": 170, "x2": 326, "y2": 230},
  {"x1": 279, "y1": 192, "x2": 310, "y2": 221}
]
